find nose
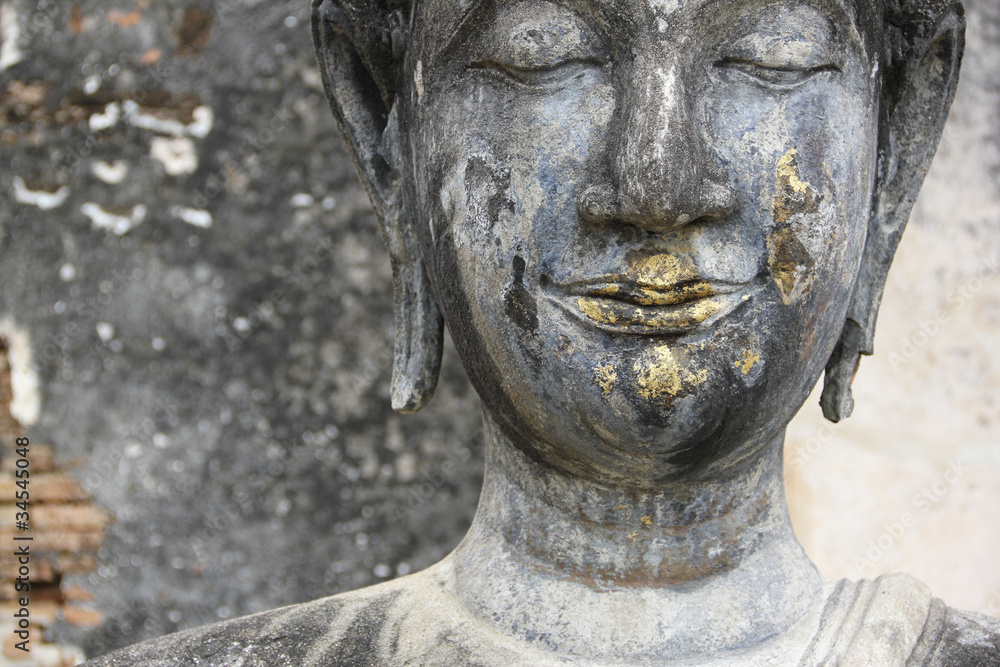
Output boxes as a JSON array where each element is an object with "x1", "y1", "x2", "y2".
[{"x1": 578, "y1": 60, "x2": 736, "y2": 232}]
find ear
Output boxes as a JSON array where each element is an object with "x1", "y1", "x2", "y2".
[
  {"x1": 312, "y1": 0, "x2": 444, "y2": 413},
  {"x1": 820, "y1": 1, "x2": 965, "y2": 422}
]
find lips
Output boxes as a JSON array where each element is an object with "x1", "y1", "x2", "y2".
[{"x1": 548, "y1": 277, "x2": 757, "y2": 335}]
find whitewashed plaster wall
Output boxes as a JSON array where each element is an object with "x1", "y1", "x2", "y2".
[{"x1": 785, "y1": 0, "x2": 1000, "y2": 617}]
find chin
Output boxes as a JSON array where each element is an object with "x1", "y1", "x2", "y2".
[
  {"x1": 476, "y1": 330, "x2": 801, "y2": 484},
  {"x1": 481, "y1": 280, "x2": 836, "y2": 486}
]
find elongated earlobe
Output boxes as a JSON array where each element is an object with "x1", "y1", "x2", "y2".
[
  {"x1": 388, "y1": 234, "x2": 444, "y2": 413},
  {"x1": 381, "y1": 110, "x2": 444, "y2": 413},
  {"x1": 820, "y1": 319, "x2": 862, "y2": 422},
  {"x1": 820, "y1": 3, "x2": 964, "y2": 422},
  {"x1": 313, "y1": 0, "x2": 443, "y2": 412},
  {"x1": 383, "y1": 191, "x2": 444, "y2": 414}
]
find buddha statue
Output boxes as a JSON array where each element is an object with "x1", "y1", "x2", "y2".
[{"x1": 88, "y1": 0, "x2": 1000, "y2": 664}]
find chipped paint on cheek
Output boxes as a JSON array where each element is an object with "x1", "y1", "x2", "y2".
[
  {"x1": 633, "y1": 346, "x2": 706, "y2": 406},
  {"x1": 768, "y1": 148, "x2": 821, "y2": 304},
  {"x1": 445, "y1": 154, "x2": 516, "y2": 252},
  {"x1": 772, "y1": 148, "x2": 817, "y2": 223},
  {"x1": 735, "y1": 348, "x2": 761, "y2": 375},
  {"x1": 767, "y1": 228, "x2": 815, "y2": 305},
  {"x1": 593, "y1": 364, "x2": 617, "y2": 395}
]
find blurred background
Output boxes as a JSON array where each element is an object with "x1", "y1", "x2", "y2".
[{"x1": 0, "y1": 0, "x2": 996, "y2": 664}]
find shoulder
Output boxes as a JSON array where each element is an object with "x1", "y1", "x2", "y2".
[
  {"x1": 923, "y1": 606, "x2": 1000, "y2": 667},
  {"x1": 83, "y1": 578, "x2": 407, "y2": 666},
  {"x1": 82, "y1": 562, "x2": 561, "y2": 667},
  {"x1": 804, "y1": 573, "x2": 1000, "y2": 666}
]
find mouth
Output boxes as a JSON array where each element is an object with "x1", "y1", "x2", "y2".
[{"x1": 547, "y1": 276, "x2": 759, "y2": 336}]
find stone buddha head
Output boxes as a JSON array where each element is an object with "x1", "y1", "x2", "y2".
[{"x1": 312, "y1": 0, "x2": 963, "y2": 487}]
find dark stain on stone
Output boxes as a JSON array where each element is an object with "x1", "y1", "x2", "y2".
[
  {"x1": 486, "y1": 172, "x2": 515, "y2": 222},
  {"x1": 505, "y1": 255, "x2": 538, "y2": 335},
  {"x1": 322, "y1": 592, "x2": 400, "y2": 663},
  {"x1": 464, "y1": 157, "x2": 514, "y2": 237},
  {"x1": 176, "y1": 7, "x2": 214, "y2": 57}
]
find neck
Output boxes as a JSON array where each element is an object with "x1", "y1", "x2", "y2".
[{"x1": 446, "y1": 413, "x2": 825, "y2": 663}]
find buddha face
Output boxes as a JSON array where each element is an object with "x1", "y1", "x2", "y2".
[{"x1": 400, "y1": 0, "x2": 880, "y2": 485}]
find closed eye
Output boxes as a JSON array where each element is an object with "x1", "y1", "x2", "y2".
[
  {"x1": 716, "y1": 58, "x2": 840, "y2": 88},
  {"x1": 470, "y1": 58, "x2": 604, "y2": 89}
]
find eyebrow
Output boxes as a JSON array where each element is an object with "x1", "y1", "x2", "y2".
[{"x1": 695, "y1": 0, "x2": 865, "y2": 49}]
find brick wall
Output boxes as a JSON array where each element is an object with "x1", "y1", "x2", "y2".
[{"x1": 0, "y1": 340, "x2": 109, "y2": 666}]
